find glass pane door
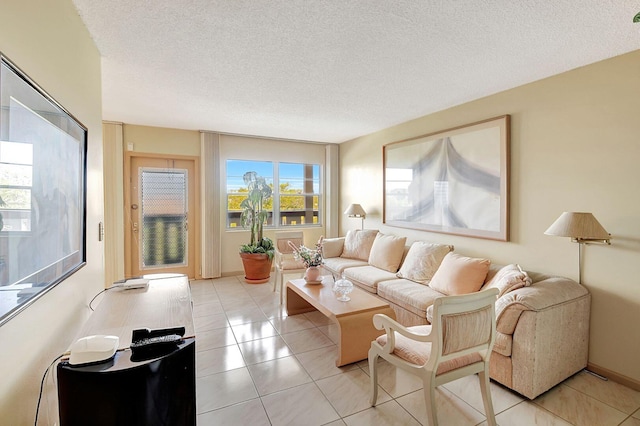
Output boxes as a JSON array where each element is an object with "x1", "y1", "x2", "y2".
[
  {"x1": 140, "y1": 168, "x2": 188, "y2": 268},
  {"x1": 127, "y1": 157, "x2": 196, "y2": 279}
]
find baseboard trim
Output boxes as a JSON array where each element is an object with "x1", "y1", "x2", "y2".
[
  {"x1": 587, "y1": 362, "x2": 640, "y2": 392},
  {"x1": 221, "y1": 270, "x2": 245, "y2": 277}
]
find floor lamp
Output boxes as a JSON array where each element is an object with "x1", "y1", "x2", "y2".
[
  {"x1": 544, "y1": 211, "x2": 611, "y2": 381},
  {"x1": 544, "y1": 212, "x2": 611, "y2": 285},
  {"x1": 344, "y1": 203, "x2": 366, "y2": 230}
]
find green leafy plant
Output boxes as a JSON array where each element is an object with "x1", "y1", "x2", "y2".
[
  {"x1": 239, "y1": 171, "x2": 274, "y2": 260},
  {"x1": 634, "y1": 12, "x2": 640, "y2": 23}
]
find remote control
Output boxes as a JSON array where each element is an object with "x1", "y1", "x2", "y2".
[{"x1": 130, "y1": 334, "x2": 182, "y2": 350}]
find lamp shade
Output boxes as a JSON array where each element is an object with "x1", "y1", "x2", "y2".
[
  {"x1": 344, "y1": 203, "x2": 366, "y2": 218},
  {"x1": 544, "y1": 212, "x2": 610, "y2": 240}
]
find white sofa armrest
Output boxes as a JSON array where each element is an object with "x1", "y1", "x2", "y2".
[{"x1": 495, "y1": 277, "x2": 588, "y2": 334}]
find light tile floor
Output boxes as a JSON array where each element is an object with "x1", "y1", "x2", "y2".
[{"x1": 192, "y1": 276, "x2": 640, "y2": 426}]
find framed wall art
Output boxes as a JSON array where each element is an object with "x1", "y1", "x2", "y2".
[{"x1": 383, "y1": 115, "x2": 510, "y2": 241}]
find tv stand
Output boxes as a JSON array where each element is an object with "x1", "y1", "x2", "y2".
[{"x1": 57, "y1": 274, "x2": 195, "y2": 426}]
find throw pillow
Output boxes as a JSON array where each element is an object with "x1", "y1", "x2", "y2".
[
  {"x1": 341, "y1": 229, "x2": 378, "y2": 261},
  {"x1": 482, "y1": 264, "x2": 532, "y2": 298},
  {"x1": 368, "y1": 233, "x2": 407, "y2": 273},
  {"x1": 396, "y1": 241, "x2": 454, "y2": 284},
  {"x1": 429, "y1": 252, "x2": 491, "y2": 295},
  {"x1": 321, "y1": 237, "x2": 344, "y2": 258}
]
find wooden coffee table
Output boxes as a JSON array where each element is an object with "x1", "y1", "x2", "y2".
[{"x1": 285, "y1": 278, "x2": 396, "y2": 366}]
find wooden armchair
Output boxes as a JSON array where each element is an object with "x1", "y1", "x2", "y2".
[
  {"x1": 273, "y1": 231, "x2": 306, "y2": 304},
  {"x1": 369, "y1": 288, "x2": 499, "y2": 426}
]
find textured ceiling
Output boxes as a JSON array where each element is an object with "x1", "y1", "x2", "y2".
[{"x1": 71, "y1": 0, "x2": 640, "y2": 143}]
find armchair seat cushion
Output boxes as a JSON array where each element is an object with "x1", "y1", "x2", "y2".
[
  {"x1": 376, "y1": 324, "x2": 483, "y2": 375},
  {"x1": 378, "y1": 279, "x2": 443, "y2": 318}
]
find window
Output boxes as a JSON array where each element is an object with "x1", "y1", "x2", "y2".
[{"x1": 226, "y1": 160, "x2": 321, "y2": 229}]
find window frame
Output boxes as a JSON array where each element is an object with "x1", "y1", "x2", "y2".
[{"x1": 225, "y1": 159, "x2": 322, "y2": 230}]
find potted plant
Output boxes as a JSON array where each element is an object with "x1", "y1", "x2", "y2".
[{"x1": 239, "y1": 171, "x2": 275, "y2": 283}]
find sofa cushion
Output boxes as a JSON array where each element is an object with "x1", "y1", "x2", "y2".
[
  {"x1": 429, "y1": 253, "x2": 490, "y2": 296},
  {"x1": 378, "y1": 279, "x2": 444, "y2": 317},
  {"x1": 343, "y1": 265, "x2": 398, "y2": 293},
  {"x1": 321, "y1": 237, "x2": 344, "y2": 258},
  {"x1": 482, "y1": 264, "x2": 532, "y2": 298},
  {"x1": 396, "y1": 241, "x2": 453, "y2": 284},
  {"x1": 322, "y1": 257, "x2": 368, "y2": 275},
  {"x1": 341, "y1": 229, "x2": 378, "y2": 261},
  {"x1": 368, "y1": 233, "x2": 407, "y2": 273}
]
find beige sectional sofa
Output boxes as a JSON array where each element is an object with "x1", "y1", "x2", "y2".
[{"x1": 320, "y1": 229, "x2": 590, "y2": 399}]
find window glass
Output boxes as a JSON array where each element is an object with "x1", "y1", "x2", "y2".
[
  {"x1": 278, "y1": 163, "x2": 320, "y2": 226},
  {"x1": 226, "y1": 160, "x2": 273, "y2": 228},
  {"x1": 225, "y1": 160, "x2": 321, "y2": 229}
]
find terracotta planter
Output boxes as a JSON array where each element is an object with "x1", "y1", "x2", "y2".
[{"x1": 239, "y1": 252, "x2": 273, "y2": 284}]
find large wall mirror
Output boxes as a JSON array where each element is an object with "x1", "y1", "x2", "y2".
[{"x1": 0, "y1": 54, "x2": 87, "y2": 325}]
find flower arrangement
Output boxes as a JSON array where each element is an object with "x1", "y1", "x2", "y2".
[{"x1": 288, "y1": 238, "x2": 324, "y2": 268}]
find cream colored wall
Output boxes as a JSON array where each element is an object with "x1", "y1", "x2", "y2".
[
  {"x1": 341, "y1": 49, "x2": 640, "y2": 384},
  {"x1": 123, "y1": 124, "x2": 201, "y2": 156},
  {"x1": 0, "y1": 0, "x2": 104, "y2": 424}
]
